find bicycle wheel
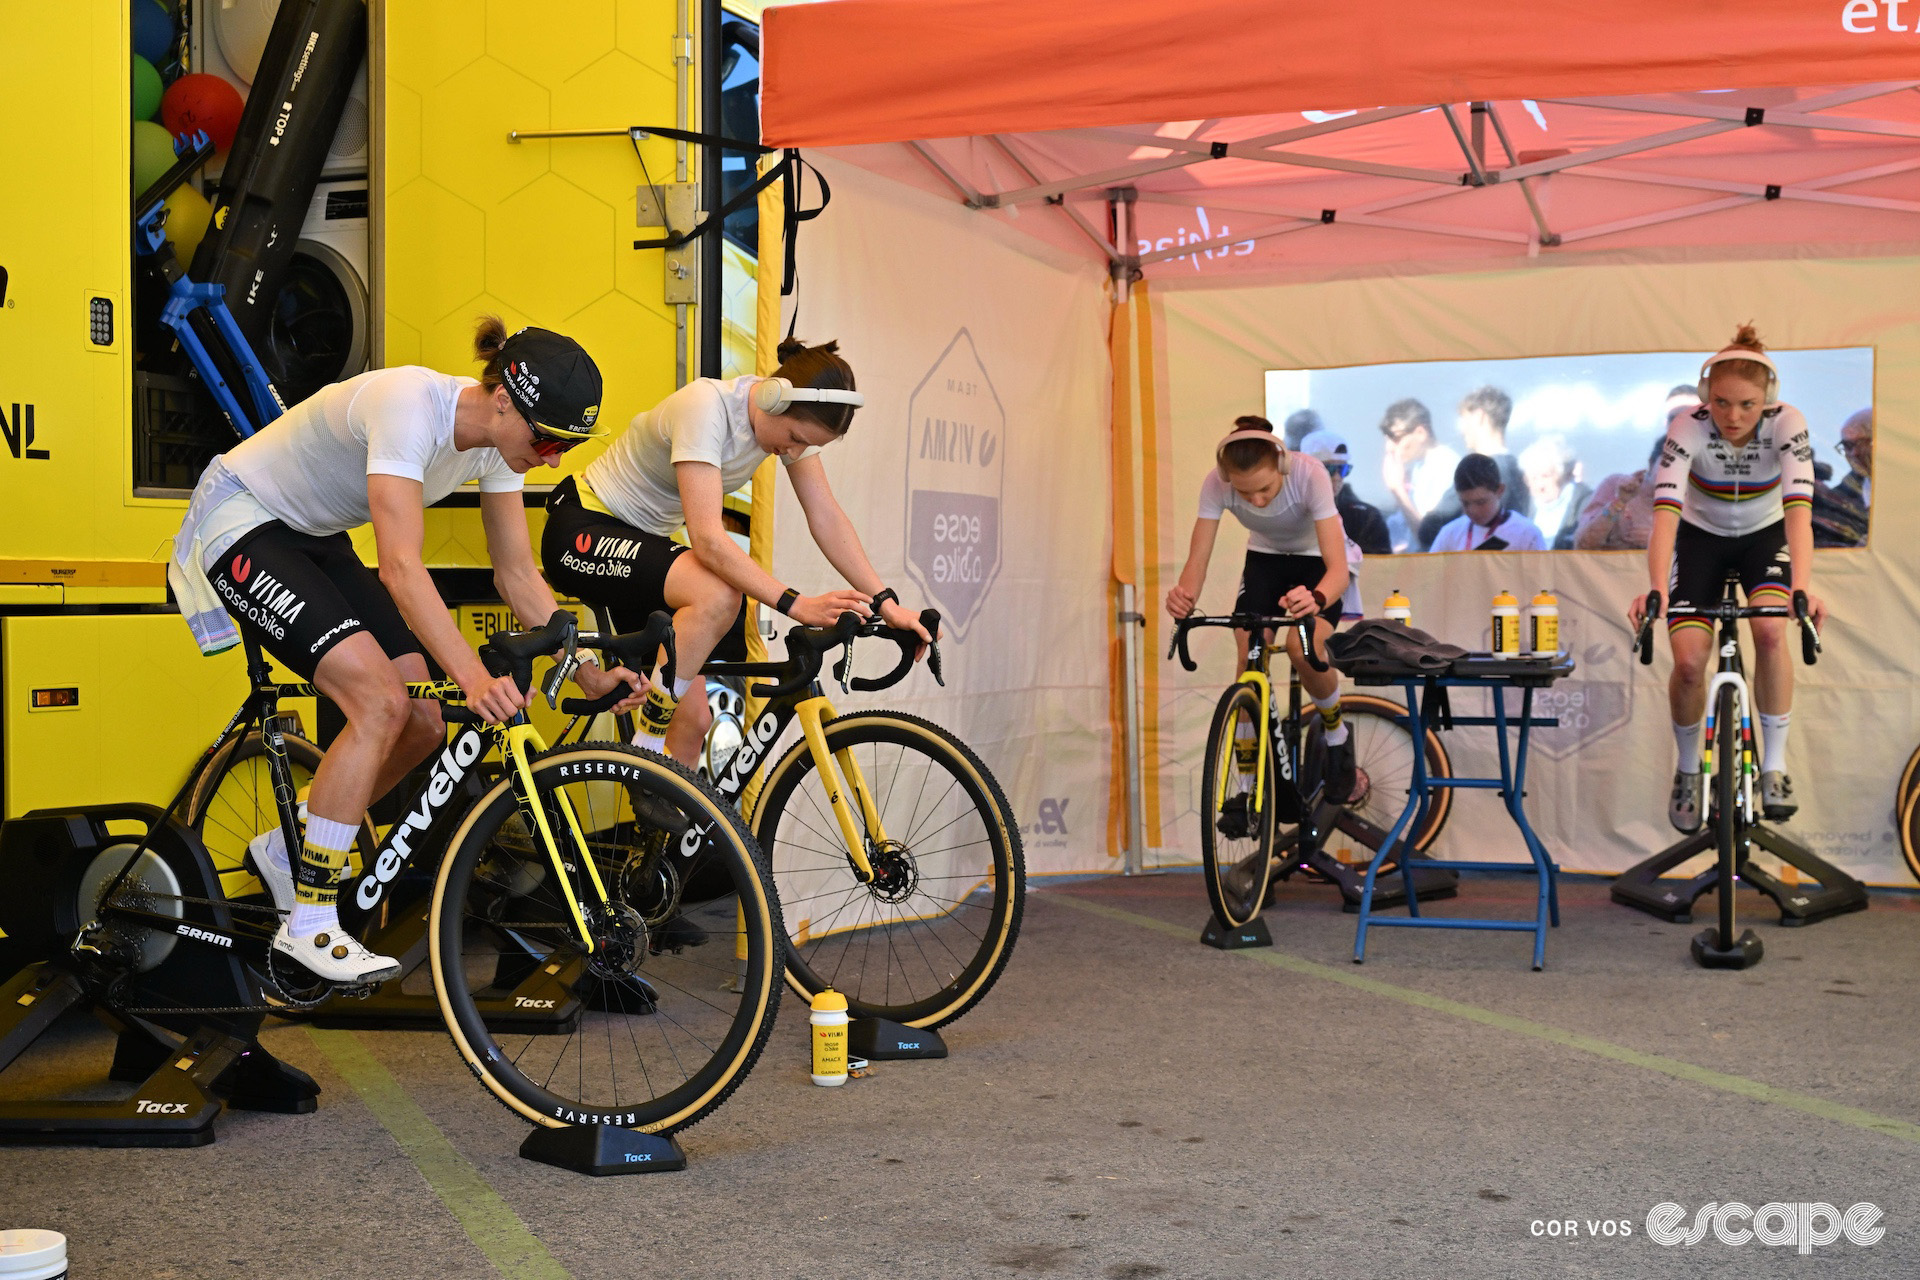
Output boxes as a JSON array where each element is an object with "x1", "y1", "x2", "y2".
[
  {"x1": 1200, "y1": 683, "x2": 1275, "y2": 928},
  {"x1": 1897, "y1": 741, "x2": 1920, "y2": 837},
  {"x1": 430, "y1": 743, "x2": 781, "y2": 1135},
  {"x1": 1901, "y1": 787, "x2": 1920, "y2": 887},
  {"x1": 754, "y1": 711, "x2": 1024, "y2": 1030},
  {"x1": 1711, "y1": 684, "x2": 1742, "y2": 943},
  {"x1": 186, "y1": 730, "x2": 376, "y2": 900},
  {"x1": 1318, "y1": 694, "x2": 1454, "y2": 866}
]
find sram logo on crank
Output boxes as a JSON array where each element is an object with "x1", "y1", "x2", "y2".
[{"x1": 356, "y1": 730, "x2": 484, "y2": 909}]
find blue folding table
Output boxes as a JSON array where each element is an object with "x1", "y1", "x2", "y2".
[{"x1": 1344, "y1": 652, "x2": 1575, "y2": 970}]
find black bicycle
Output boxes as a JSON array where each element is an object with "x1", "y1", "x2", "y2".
[
  {"x1": 678, "y1": 610, "x2": 1028, "y2": 1032},
  {"x1": 1169, "y1": 612, "x2": 1455, "y2": 930},
  {"x1": 84, "y1": 612, "x2": 784, "y2": 1134}
]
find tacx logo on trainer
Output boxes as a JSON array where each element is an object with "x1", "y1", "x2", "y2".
[
  {"x1": 355, "y1": 731, "x2": 484, "y2": 909},
  {"x1": 135, "y1": 1099, "x2": 190, "y2": 1114}
]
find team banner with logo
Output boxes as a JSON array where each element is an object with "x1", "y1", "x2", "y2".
[{"x1": 771, "y1": 156, "x2": 1113, "y2": 876}]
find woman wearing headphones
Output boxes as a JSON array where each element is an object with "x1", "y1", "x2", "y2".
[
  {"x1": 543, "y1": 338, "x2": 933, "y2": 766},
  {"x1": 168, "y1": 319, "x2": 643, "y2": 984},
  {"x1": 1627, "y1": 325, "x2": 1824, "y2": 832},
  {"x1": 1165, "y1": 415, "x2": 1356, "y2": 804}
]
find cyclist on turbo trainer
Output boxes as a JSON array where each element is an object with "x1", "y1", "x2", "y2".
[
  {"x1": 1627, "y1": 325, "x2": 1826, "y2": 833},
  {"x1": 541, "y1": 336, "x2": 935, "y2": 769},
  {"x1": 167, "y1": 318, "x2": 645, "y2": 986},
  {"x1": 1166, "y1": 416, "x2": 1357, "y2": 810}
]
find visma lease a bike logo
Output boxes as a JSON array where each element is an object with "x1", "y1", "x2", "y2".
[
  {"x1": 905, "y1": 328, "x2": 1003, "y2": 640},
  {"x1": 560, "y1": 531, "x2": 636, "y2": 578}
]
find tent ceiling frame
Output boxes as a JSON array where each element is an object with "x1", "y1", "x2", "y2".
[{"x1": 905, "y1": 81, "x2": 1920, "y2": 274}]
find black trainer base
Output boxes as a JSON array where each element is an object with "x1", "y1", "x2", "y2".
[
  {"x1": 1613, "y1": 824, "x2": 1869, "y2": 926},
  {"x1": 1692, "y1": 927, "x2": 1765, "y2": 969},
  {"x1": 1304, "y1": 807, "x2": 1460, "y2": 913},
  {"x1": 849, "y1": 1017, "x2": 947, "y2": 1060},
  {"x1": 519, "y1": 1123, "x2": 686, "y2": 1176},
  {"x1": 1200, "y1": 913, "x2": 1273, "y2": 950}
]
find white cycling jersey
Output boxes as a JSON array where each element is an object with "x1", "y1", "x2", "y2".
[{"x1": 1650, "y1": 404, "x2": 1815, "y2": 538}]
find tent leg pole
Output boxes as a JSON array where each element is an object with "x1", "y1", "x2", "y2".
[{"x1": 1119, "y1": 583, "x2": 1147, "y2": 875}]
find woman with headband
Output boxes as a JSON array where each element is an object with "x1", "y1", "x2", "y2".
[
  {"x1": 544, "y1": 337, "x2": 934, "y2": 767},
  {"x1": 1627, "y1": 324, "x2": 1824, "y2": 831},
  {"x1": 1166, "y1": 414, "x2": 1357, "y2": 803}
]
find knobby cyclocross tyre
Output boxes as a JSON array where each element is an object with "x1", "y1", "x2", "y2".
[
  {"x1": 430, "y1": 743, "x2": 781, "y2": 1135},
  {"x1": 1201, "y1": 682, "x2": 1274, "y2": 929},
  {"x1": 186, "y1": 730, "x2": 377, "y2": 900},
  {"x1": 1897, "y1": 741, "x2": 1920, "y2": 836},
  {"x1": 1330, "y1": 695, "x2": 1453, "y2": 855},
  {"x1": 754, "y1": 711, "x2": 1024, "y2": 1030},
  {"x1": 1899, "y1": 786, "x2": 1920, "y2": 887}
]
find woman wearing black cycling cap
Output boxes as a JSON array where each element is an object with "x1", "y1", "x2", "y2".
[{"x1": 169, "y1": 317, "x2": 644, "y2": 984}]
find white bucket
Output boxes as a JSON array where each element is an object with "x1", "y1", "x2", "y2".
[{"x1": 0, "y1": 1231, "x2": 67, "y2": 1280}]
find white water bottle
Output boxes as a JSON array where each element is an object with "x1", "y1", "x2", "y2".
[
  {"x1": 0, "y1": 1231, "x2": 68, "y2": 1280},
  {"x1": 810, "y1": 989, "x2": 849, "y2": 1086}
]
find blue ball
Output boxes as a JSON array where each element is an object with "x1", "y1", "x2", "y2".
[{"x1": 132, "y1": 0, "x2": 175, "y2": 65}]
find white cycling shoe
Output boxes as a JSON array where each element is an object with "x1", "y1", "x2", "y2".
[
  {"x1": 1669, "y1": 770, "x2": 1705, "y2": 834},
  {"x1": 1760, "y1": 771, "x2": 1797, "y2": 822},
  {"x1": 271, "y1": 922, "x2": 401, "y2": 985}
]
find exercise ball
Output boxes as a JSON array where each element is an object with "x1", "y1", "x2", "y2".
[
  {"x1": 132, "y1": 55, "x2": 163, "y2": 121},
  {"x1": 131, "y1": 0, "x2": 175, "y2": 65},
  {"x1": 161, "y1": 73, "x2": 245, "y2": 153},
  {"x1": 163, "y1": 184, "x2": 213, "y2": 266},
  {"x1": 132, "y1": 120, "x2": 178, "y2": 196}
]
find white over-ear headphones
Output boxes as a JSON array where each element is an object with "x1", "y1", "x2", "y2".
[
  {"x1": 752, "y1": 376, "x2": 866, "y2": 415},
  {"x1": 1698, "y1": 348, "x2": 1780, "y2": 407}
]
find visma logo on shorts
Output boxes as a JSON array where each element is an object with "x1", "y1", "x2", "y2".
[
  {"x1": 559, "y1": 533, "x2": 639, "y2": 579},
  {"x1": 355, "y1": 731, "x2": 485, "y2": 909},
  {"x1": 1645, "y1": 1202, "x2": 1883, "y2": 1252}
]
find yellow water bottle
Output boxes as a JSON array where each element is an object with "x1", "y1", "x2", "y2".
[
  {"x1": 810, "y1": 989, "x2": 849, "y2": 1086},
  {"x1": 1491, "y1": 589, "x2": 1520, "y2": 658},
  {"x1": 1384, "y1": 588, "x2": 1412, "y2": 626},
  {"x1": 1528, "y1": 588, "x2": 1560, "y2": 657}
]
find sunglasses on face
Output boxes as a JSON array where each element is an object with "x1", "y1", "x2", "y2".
[
  {"x1": 1325, "y1": 461, "x2": 1352, "y2": 478},
  {"x1": 530, "y1": 427, "x2": 583, "y2": 463}
]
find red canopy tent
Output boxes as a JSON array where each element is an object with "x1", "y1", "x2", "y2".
[{"x1": 763, "y1": 0, "x2": 1920, "y2": 283}]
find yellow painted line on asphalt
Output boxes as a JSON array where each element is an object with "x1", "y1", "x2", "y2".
[
  {"x1": 1056, "y1": 893, "x2": 1920, "y2": 1147},
  {"x1": 305, "y1": 1028, "x2": 574, "y2": 1280}
]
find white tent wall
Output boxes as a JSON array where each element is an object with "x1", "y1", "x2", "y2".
[
  {"x1": 1151, "y1": 256, "x2": 1920, "y2": 885},
  {"x1": 772, "y1": 155, "x2": 1117, "y2": 875}
]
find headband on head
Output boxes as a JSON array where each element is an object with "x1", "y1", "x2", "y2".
[
  {"x1": 1215, "y1": 428, "x2": 1290, "y2": 478},
  {"x1": 1699, "y1": 347, "x2": 1780, "y2": 407}
]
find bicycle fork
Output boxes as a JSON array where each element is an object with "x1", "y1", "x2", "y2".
[
  {"x1": 794, "y1": 695, "x2": 882, "y2": 884},
  {"x1": 1702, "y1": 671, "x2": 1758, "y2": 824},
  {"x1": 500, "y1": 721, "x2": 618, "y2": 950}
]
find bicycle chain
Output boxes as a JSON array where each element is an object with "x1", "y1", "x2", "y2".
[{"x1": 100, "y1": 891, "x2": 343, "y2": 1017}]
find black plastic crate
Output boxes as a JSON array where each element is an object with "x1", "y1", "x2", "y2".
[{"x1": 133, "y1": 371, "x2": 228, "y2": 492}]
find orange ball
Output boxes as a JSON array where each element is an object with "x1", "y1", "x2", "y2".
[{"x1": 160, "y1": 73, "x2": 246, "y2": 153}]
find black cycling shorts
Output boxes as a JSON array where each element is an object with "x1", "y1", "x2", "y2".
[
  {"x1": 1232, "y1": 551, "x2": 1343, "y2": 628},
  {"x1": 205, "y1": 522, "x2": 424, "y2": 679},
  {"x1": 1667, "y1": 518, "x2": 1791, "y2": 626},
  {"x1": 542, "y1": 476, "x2": 749, "y2": 662}
]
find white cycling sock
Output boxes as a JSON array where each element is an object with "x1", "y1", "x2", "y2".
[
  {"x1": 672, "y1": 675, "x2": 696, "y2": 699},
  {"x1": 288, "y1": 815, "x2": 360, "y2": 938},
  {"x1": 1673, "y1": 719, "x2": 1705, "y2": 774},
  {"x1": 1312, "y1": 690, "x2": 1349, "y2": 747},
  {"x1": 1759, "y1": 712, "x2": 1791, "y2": 774}
]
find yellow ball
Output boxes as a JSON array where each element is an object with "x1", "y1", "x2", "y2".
[{"x1": 162, "y1": 184, "x2": 213, "y2": 268}]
